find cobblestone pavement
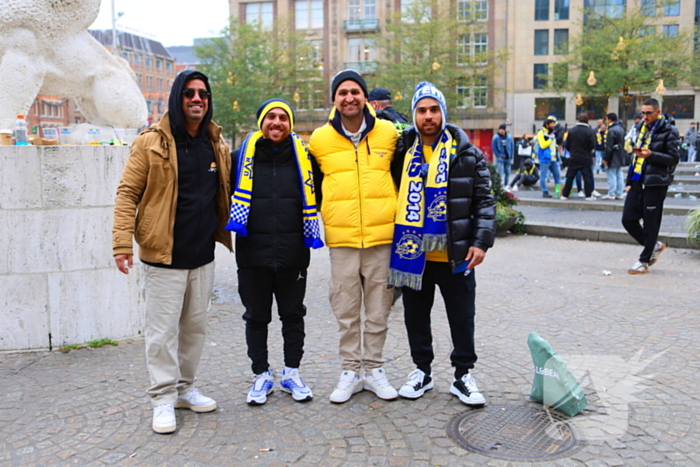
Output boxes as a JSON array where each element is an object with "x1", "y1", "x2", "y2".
[{"x1": 2, "y1": 237, "x2": 699, "y2": 466}]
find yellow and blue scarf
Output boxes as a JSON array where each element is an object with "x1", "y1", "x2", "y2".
[
  {"x1": 388, "y1": 130, "x2": 456, "y2": 290},
  {"x1": 226, "y1": 130, "x2": 323, "y2": 249},
  {"x1": 629, "y1": 115, "x2": 662, "y2": 182}
]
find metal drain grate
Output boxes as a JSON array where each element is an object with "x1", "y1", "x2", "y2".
[{"x1": 447, "y1": 406, "x2": 585, "y2": 461}]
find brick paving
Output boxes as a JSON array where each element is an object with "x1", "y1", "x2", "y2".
[{"x1": 1, "y1": 237, "x2": 699, "y2": 466}]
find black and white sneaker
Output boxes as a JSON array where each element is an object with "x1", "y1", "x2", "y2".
[
  {"x1": 398, "y1": 369, "x2": 434, "y2": 399},
  {"x1": 450, "y1": 374, "x2": 486, "y2": 406}
]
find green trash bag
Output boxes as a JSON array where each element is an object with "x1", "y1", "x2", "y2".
[{"x1": 528, "y1": 331, "x2": 588, "y2": 417}]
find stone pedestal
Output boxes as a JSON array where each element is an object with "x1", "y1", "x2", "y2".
[{"x1": 0, "y1": 146, "x2": 143, "y2": 351}]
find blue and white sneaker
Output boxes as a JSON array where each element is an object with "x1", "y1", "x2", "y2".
[
  {"x1": 280, "y1": 367, "x2": 313, "y2": 402},
  {"x1": 247, "y1": 370, "x2": 274, "y2": 405}
]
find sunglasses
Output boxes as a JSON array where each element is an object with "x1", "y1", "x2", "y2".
[
  {"x1": 182, "y1": 88, "x2": 210, "y2": 99},
  {"x1": 640, "y1": 110, "x2": 657, "y2": 116}
]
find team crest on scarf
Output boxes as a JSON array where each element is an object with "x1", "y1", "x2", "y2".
[{"x1": 389, "y1": 130, "x2": 457, "y2": 290}]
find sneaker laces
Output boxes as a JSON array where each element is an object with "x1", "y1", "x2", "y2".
[
  {"x1": 370, "y1": 371, "x2": 392, "y2": 389},
  {"x1": 337, "y1": 372, "x2": 357, "y2": 389},
  {"x1": 406, "y1": 369, "x2": 425, "y2": 389},
  {"x1": 461, "y1": 375, "x2": 480, "y2": 395}
]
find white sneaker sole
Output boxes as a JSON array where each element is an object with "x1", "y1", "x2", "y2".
[
  {"x1": 329, "y1": 384, "x2": 363, "y2": 404},
  {"x1": 152, "y1": 420, "x2": 176, "y2": 434},
  {"x1": 174, "y1": 401, "x2": 217, "y2": 413},
  {"x1": 280, "y1": 384, "x2": 313, "y2": 402},
  {"x1": 449, "y1": 384, "x2": 486, "y2": 406},
  {"x1": 247, "y1": 388, "x2": 273, "y2": 405},
  {"x1": 398, "y1": 380, "x2": 434, "y2": 399}
]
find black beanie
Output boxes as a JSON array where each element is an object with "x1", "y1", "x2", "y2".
[{"x1": 331, "y1": 69, "x2": 368, "y2": 100}]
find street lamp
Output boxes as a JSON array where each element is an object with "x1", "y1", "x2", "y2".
[
  {"x1": 586, "y1": 71, "x2": 597, "y2": 86},
  {"x1": 111, "y1": 0, "x2": 124, "y2": 57},
  {"x1": 431, "y1": 60, "x2": 440, "y2": 71},
  {"x1": 655, "y1": 79, "x2": 667, "y2": 95}
]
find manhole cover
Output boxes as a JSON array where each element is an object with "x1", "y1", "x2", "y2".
[{"x1": 447, "y1": 406, "x2": 584, "y2": 461}]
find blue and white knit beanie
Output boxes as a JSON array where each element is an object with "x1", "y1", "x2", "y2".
[{"x1": 411, "y1": 81, "x2": 447, "y2": 130}]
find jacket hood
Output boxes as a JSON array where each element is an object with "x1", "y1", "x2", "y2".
[{"x1": 168, "y1": 70, "x2": 213, "y2": 140}]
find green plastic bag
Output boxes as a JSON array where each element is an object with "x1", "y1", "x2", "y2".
[{"x1": 528, "y1": 331, "x2": 588, "y2": 417}]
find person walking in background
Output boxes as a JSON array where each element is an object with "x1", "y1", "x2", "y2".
[
  {"x1": 562, "y1": 113, "x2": 596, "y2": 200},
  {"x1": 685, "y1": 122, "x2": 697, "y2": 163},
  {"x1": 227, "y1": 99, "x2": 324, "y2": 406},
  {"x1": 535, "y1": 116, "x2": 561, "y2": 198},
  {"x1": 308, "y1": 70, "x2": 399, "y2": 404},
  {"x1": 506, "y1": 158, "x2": 539, "y2": 192},
  {"x1": 623, "y1": 98, "x2": 679, "y2": 275},
  {"x1": 595, "y1": 119, "x2": 605, "y2": 174},
  {"x1": 601, "y1": 113, "x2": 627, "y2": 200},
  {"x1": 492, "y1": 123, "x2": 514, "y2": 187},
  {"x1": 112, "y1": 71, "x2": 232, "y2": 434},
  {"x1": 389, "y1": 81, "x2": 496, "y2": 406}
]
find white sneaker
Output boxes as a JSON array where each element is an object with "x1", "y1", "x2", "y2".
[
  {"x1": 175, "y1": 389, "x2": 217, "y2": 413},
  {"x1": 511, "y1": 185, "x2": 519, "y2": 192},
  {"x1": 398, "y1": 369, "x2": 434, "y2": 399},
  {"x1": 601, "y1": 194, "x2": 615, "y2": 200},
  {"x1": 363, "y1": 368, "x2": 398, "y2": 400},
  {"x1": 450, "y1": 374, "x2": 486, "y2": 406},
  {"x1": 330, "y1": 370, "x2": 363, "y2": 404},
  {"x1": 577, "y1": 190, "x2": 585, "y2": 198},
  {"x1": 592, "y1": 190, "x2": 602, "y2": 197},
  {"x1": 247, "y1": 370, "x2": 275, "y2": 405},
  {"x1": 628, "y1": 261, "x2": 649, "y2": 275},
  {"x1": 585, "y1": 196, "x2": 598, "y2": 201},
  {"x1": 649, "y1": 242, "x2": 666, "y2": 266},
  {"x1": 280, "y1": 367, "x2": 313, "y2": 402},
  {"x1": 152, "y1": 404, "x2": 176, "y2": 434}
]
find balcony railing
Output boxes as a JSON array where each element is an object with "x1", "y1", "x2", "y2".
[
  {"x1": 343, "y1": 19, "x2": 380, "y2": 32},
  {"x1": 343, "y1": 61, "x2": 378, "y2": 73}
]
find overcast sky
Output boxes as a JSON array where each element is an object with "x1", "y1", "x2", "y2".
[{"x1": 90, "y1": 0, "x2": 230, "y2": 47}]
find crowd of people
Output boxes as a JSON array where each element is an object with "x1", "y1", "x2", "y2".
[
  {"x1": 495, "y1": 103, "x2": 680, "y2": 276},
  {"x1": 112, "y1": 70, "x2": 496, "y2": 434}
]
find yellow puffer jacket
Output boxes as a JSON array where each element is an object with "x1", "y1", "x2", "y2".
[{"x1": 308, "y1": 105, "x2": 398, "y2": 248}]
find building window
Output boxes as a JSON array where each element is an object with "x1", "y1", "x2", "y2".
[
  {"x1": 584, "y1": 0, "x2": 626, "y2": 19},
  {"x1": 147, "y1": 76, "x2": 153, "y2": 91},
  {"x1": 457, "y1": 0, "x2": 488, "y2": 22},
  {"x1": 554, "y1": 0, "x2": 569, "y2": 20},
  {"x1": 347, "y1": 37, "x2": 375, "y2": 66},
  {"x1": 534, "y1": 30, "x2": 549, "y2": 55},
  {"x1": 135, "y1": 73, "x2": 143, "y2": 89},
  {"x1": 157, "y1": 78, "x2": 163, "y2": 92},
  {"x1": 134, "y1": 54, "x2": 142, "y2": 65},
  {"x1": 641, "y1": 0, "x2": 655, "y2": 16},
  {"x1": 534, "y1": 63, "x2": 548, "y2": 89},
  {"x1": 576, "y1": 96, "x2": 608, "y2": 120},
  {"x1": 156, "y1": 59, "x2": 162, "y2": 70},
  {"x1": 664, "y1": 0, "x2": 680, "y2": 16},
  {"x1": 309, "y1": 40, "x2": 324, "y2": 70},
  {"x1": 535, "y1": 0, "x2": 550, "y2": 21},
  {"x1": 297, "y1": 0, "x2": 324, "y2": 29},
  {"x1": 456, "y1": 34, "x2": 488, "y2": 65},
  {"x1": 457, "y1": 35, "x2": 470, "y2": 65},
  {"x1": 663, "y1": 24, "x2": 679, "y2": 37},
  {"x1": 145, "y1": 57, "x2": 152, "y2": 68},
  {"x1": 662, "y1": 96, "x2": 694, "y2": 119},
  {"x1": 639, "y1": 25, "x2": 656, "y2": 36},
  {"x1": 166, "y1": 61, "x2": 173, "y2": 71},
  {"x1": 122, "y1": 52, "x2": 130, "y2": 61},
  {"x1": 348, "y1": 0, "x2": 375, "y2": 21},
  {"x1": 246, "y1": 2, "x2": 274, "y2": 28},
  {"x1": 535, "y1": 97, "x2": 565, "y2": 120},
  {"x1": 456, "y1": 77, "x2": 488, "y2": 109},
  {"x1": 554, "y1": 29, "x2": 569, "y2": 54}
]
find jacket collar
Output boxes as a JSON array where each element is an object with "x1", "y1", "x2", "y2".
[{"x1": 327, "y1": 103, "x2": 377, "y2": 142}]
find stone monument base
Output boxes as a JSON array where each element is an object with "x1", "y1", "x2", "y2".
[{"x1": 0, "y1": 146, "x2": 143, "y2": 352}]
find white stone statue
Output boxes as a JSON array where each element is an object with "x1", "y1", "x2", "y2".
[{"x1": 0, "y1": 0, "x2": 148, "y2": 129}]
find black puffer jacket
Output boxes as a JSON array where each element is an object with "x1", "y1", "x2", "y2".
[
  {"x1": 627, "y1": 115, "x2": 679, "y2": 187},
  {"x1": 392, "y1": 124, "x2": 496, "y2": 271},
  {"x1": 603, "y1": 122, "x2": 626, "y2": 167},
  {"x1": 231, "y1": 138, "x2": 310, "y2": 270}
]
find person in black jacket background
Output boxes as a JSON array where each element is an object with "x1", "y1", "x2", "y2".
[
  {"x1": 562, "y1": 113, "x2": 597, "y2": 199},
  {"x1": 227, "y1": 99, "x2": 323, "y2": 404},
  {"x1": 601, "y1": 113, "x2": 627, "y2": 200},
  {"x1": 623, "y1": 98, "x2": 679, "y2": 274},
  {"x1": 388, "y1": 82, "x2": 495, "y2": 406}
]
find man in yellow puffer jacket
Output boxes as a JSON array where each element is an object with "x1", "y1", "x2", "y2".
[{"x1": 308, "y1": 69, "x2": 399, "y2": 404}]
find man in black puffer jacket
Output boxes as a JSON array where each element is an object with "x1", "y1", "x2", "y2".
[
  {"x1": 623, "y1": 98, "x2": 679, "y2": 275},
  {"x1": 389, "y1": 82, "x2": 496, "y2": 406},
  {"x1": 227, "y1": 99, "x2": 324, "y2": 405}
]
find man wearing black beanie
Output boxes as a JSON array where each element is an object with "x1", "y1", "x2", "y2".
[{"x1": 309, "y1": 69, "x2": 399, "y2": 404}]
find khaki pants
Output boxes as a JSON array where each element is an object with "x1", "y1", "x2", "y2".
[
  {"x1": 141, "y1": 261, "x2": 215, "y2": 406},
  {"x1": 328, "y1": 245, "x2": 394, "y2": 372}
]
